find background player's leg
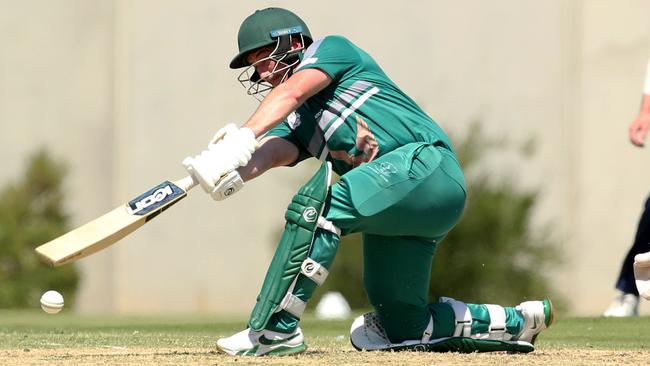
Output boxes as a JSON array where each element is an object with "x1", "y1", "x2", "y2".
[
  {"x1": 605, "y1": 195, "x2": 650, "y2": 316},
  {"x1": 617, "y1": 195, "x2": 650, "y2": 295}
]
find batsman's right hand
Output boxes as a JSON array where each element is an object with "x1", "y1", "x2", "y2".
[{"x1": 183, "y1": 123, "x2": 258, "y2": 200}]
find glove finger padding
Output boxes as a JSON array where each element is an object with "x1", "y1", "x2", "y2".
[
  {"x1": 183, "y1": 124, "x2": 258, "y2": 199},
  {"x1": 209, "y1": 123, "x2": 239, "y2": 145}
]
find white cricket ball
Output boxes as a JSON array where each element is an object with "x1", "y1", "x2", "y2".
[{"x1": 40, "y1": 290, "x2": 64, "y2": 314}]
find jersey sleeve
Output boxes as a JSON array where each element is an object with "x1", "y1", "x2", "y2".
[
  {"x1": 294, "y1": 35, "x2": 360, "y2": 82},
  {"x1": 265, "y1": 122, "x2": 313, "y2": 165}
]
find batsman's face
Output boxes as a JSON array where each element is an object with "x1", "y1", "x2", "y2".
[{"x1": 247, "y1": 47, "x2": 284, "y2": 87}]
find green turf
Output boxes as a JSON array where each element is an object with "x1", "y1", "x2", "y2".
[
  {"x1": 0, "y1": 310, "x2": 351, "y2": 349},
  {"x1": 541, "y1": 315, "x2": 650, "y2": 350},
  {"x1": 2, "y1": 310, "x2": 650, "y2": 351}
]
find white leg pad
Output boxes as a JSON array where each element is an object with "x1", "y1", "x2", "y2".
[{"x1": 440, "y1": 297, "x2": 472, "y2": 337}]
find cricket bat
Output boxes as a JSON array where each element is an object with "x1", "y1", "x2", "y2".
[{"x1": 35, "y1": 175, "x2": 198, "y2": 266}]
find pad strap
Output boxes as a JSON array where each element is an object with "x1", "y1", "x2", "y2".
[
  {"x1": 301, "y1": 258, "x2": 329, "y2": 286},
  {"x1": 481, "y1": 304, "x2": 511, "y2": 341},
  {"x1": 278, "y1": 293, "x2": 307, "y2": 318},
  {"x1": 440, "y1": 297, "x2": 472, "y2": 337},
  {"x1": 318, "y1": 216, "x2": 341, "y2": 236},
  {"x1": 276, "y1": 255, "x2": 331, "y2": 318},
  {"x1": 421, "y1": 315, "x2": 434, "y2": 343}
]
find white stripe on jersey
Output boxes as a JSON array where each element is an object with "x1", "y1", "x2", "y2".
[
  {"x1": 323, "y1": 87, "x2": 380, "y2": 140},
  {"x1": 318, "y1": 146, "x2": 330, "y2": 161},
  {"x1": 297, "y1": 57, "x2": 318, "y2": 69},
  {"x1": 317, "y1": 81, "x2": 373, "y2": 131}
]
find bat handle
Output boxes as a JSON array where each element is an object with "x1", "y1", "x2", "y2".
[{"x1": 175, "y1": 175, "x2": 199, "y2": 191}]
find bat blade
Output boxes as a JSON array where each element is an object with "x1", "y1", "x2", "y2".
[{"x1": 35, "y1": 176, "x2": 196, "y2": 266}]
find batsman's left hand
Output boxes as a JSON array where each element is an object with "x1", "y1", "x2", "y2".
[{"x1": 182, "y1": 123, "x2": 258, "y2": 200}]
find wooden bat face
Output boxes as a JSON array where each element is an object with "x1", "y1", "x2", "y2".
[{"x1": 35, "y1": 176, "x2": 196, "y2": 266}]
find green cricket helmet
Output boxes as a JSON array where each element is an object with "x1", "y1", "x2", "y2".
[
  {"x1": 231, "y1": 8, "x2": 313, "y2": 100},
  {"x1": 230, "y1": 7, "x2": 313, "y2": 69}
]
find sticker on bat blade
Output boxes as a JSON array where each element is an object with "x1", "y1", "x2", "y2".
[{"x1": 126, "y1": 181, "x2": 185, "y2": 215}]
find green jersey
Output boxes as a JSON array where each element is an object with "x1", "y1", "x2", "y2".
[{"x1": 267, "y1": 35, "x2": 453, "y2": 175}]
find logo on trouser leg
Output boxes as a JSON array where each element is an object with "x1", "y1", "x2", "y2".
[
  {"x1": 368, "y1": 162, "x2": 398, "y2": 183},
  {"x1": 302, "y1": 207, "x2": 318, "y2": 222}
]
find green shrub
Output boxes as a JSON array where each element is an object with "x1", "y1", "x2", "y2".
[
  {"x1": 428, "y1": 125, "x2": 562, "y2": 306},
  {"x1": 311, "y1": 124, "x2": 563, "y2": 309},
  {"x1": 0, "y1": 149, "x2": 79, "y2": 308}
]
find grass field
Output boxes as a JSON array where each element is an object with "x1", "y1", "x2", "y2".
[{"x1": 2, "y1": 310, "x2": 650, "y2": 365}]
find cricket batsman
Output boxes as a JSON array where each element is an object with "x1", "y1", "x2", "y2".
[{"x1": 182, "y1": 7, "x2": 554, "y2": 356}]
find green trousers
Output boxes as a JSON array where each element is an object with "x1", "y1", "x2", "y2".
[{"x1": 266, "y1": 142, "x2": 523, "y2": 341}]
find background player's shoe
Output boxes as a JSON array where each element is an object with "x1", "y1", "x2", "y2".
[
  {"x1": 514, "y1": 298, "x2": 554, "y2": 344},
  {"x1": 216, "y1": 327, "x2": 306, "y2": 356},
  {"x1": 603, "y1": 293, "x2": 639, "y2": 317}
]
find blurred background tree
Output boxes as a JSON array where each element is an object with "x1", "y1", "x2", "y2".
[
  {"x1": 310, "y1": 123, "x2": 564, "y2": 310},
  {"x1": 0, "y1": 149, "x2": 79, "y2": 308}
]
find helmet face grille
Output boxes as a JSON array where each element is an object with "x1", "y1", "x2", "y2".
[{"x1": 236, "y1": 35, "x2": 305, "y2": 102}]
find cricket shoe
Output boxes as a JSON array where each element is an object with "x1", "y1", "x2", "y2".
[
  {"x1": 350, "y1": 312, "x2": 535, "y2": 353},
  {"x1": 513, "y1": 298, "x2": 554, "y2": 344},
  {"x1": 603, "y1": 293, "x2": 639, "y2": 317},
  {"x1": 216, "y1": 327, "x2": 306, "y2": 356},
  {"x1": 349, "y1": 312, "x2": 395, "y2": 351}
]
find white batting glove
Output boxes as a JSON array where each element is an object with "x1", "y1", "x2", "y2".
[{"x1": 182, "y1": 123, "x2": 258, "y2": 200}]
